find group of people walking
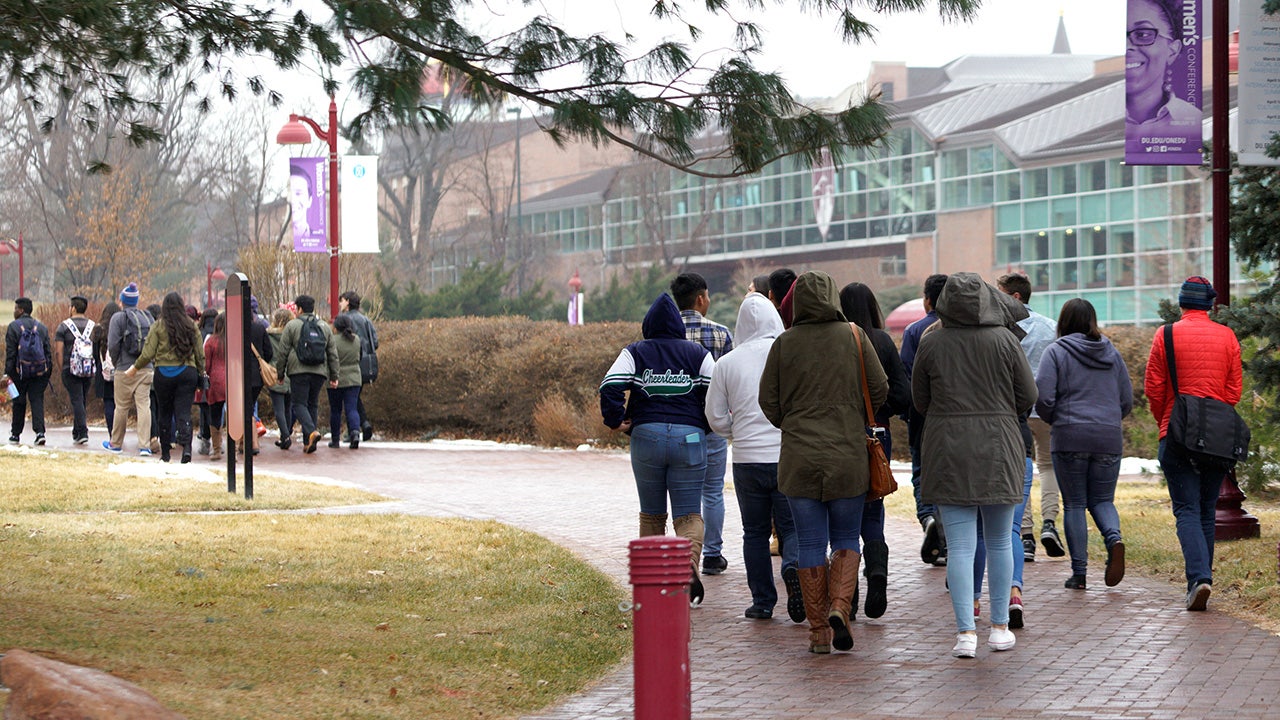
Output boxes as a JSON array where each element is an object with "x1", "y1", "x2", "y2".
[
  {"x1": 601, "y1": 269, "x2": 1244, "y2": 659},
  {"x1": 4, "y1": 284, "x2": 380, "y2": 461}
]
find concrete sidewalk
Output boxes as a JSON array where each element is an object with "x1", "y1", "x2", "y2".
[{"x1": 26, "y1": 427, "x2": 1280, "y2": 719}]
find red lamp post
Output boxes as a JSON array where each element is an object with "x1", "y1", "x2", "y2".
[
  {"x1": 0, "y1": 234, "x2": 24, "y2": 298},
  {"x1": 276, "y1": 98, "x2": 341, "y2": 320},
  {"x1": 206, "y1": 262, "x2": 227, "y2": 309}
]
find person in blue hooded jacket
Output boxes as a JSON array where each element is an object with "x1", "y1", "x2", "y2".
[{"x1": 600, "y1": 293, "x2": 716, "y2": 606}]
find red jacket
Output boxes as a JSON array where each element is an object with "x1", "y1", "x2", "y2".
[
  {"x1": 203, "y1": 334, "x2": 227, "y2": 404},
  {"x1": 1144, "y1": 309, "x2": 1242, "y2": 438}
]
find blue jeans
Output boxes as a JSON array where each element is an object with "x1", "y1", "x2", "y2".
[
  {"x1": 909, "y1": 441, "x2": 936, "y2": 523},
  {"x1": 702, "y1": 432, "x2": 728, "y2": 559},
  {"x1": 629, "y1": 423, "x2": 706, "y2": 519},
  {"x1": 939, "y1": 504, "x2": 1016, "y2": 632},
  {"x1": 787, "y1": 495, "x2": 865, "y2": 568},
  {"x1": 1011, "y1": 457, "x2": 1034, "y2": 590},
  {"x1": 732, "y1": 463, "x2": 798, "y2": 610},
  {"x1": 1054, "y1": 451, "x2": 1122, "y2": 576},
  {"x1": 1159, "y1": 438, "x2": 1226, "y2": 590},
  {"x1": 327, "y1": 386, "x2": 361, "y2": 442}
]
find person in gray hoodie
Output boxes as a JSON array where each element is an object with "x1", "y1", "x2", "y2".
[
  {"x1": 1034, "y1": 299, "x2": 1133, "y2": 591},
  {"x1": 705, "y1": 292, "x2": 801, "y2": 622}
]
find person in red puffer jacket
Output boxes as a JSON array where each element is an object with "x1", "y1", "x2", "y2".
[{"x1": 1144, "y1": 276, "x2": 1243, "y2": 613}]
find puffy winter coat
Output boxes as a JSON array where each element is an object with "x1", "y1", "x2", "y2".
[
  {"x1": 1144, "y1": 309, "x2": 1242, "y2": 438},
  {"x1": 913, "y1": 273, "x2": 1037, "y2": 506},
  {"x1": 760, "y1": 271, "x2": 887, "y2": 502}
]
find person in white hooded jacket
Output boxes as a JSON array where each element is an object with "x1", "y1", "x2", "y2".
[{"x1": 705, "y1": 292, "x2": 803, "y2": 623}]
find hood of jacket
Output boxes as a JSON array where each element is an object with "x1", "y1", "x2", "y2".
[
  {"x1": 791, "y1": 271, "x2": 846, "y2": 326},
  {"x1": 641, "y1": 294, "x2": 686, "y2": 340},
  {"x1": 735, "y1": 293, "x2": 784, "y2": 345},
  {"x1": 1056, "y1": 333, "x2": 1118, "y2": 370},
  {"x1": 936, "y1": 272, "x2": 1028, "y2": 332}
]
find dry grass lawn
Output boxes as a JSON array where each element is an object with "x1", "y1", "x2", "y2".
[{"x1": 0, "y1": 450, "x2": 630, "y2": 719}]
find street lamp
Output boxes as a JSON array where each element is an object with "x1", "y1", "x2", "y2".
[
  {"x1": 206, "y1": 262, "x2": 227, "y2": 309},
  {"x1": 507, "y1": 106, "x2": 523, "y2": 292},
  {"x1": 0, "y1": 235, "x2": 24, "y2": 298},
  {"x1": 276, "y1": 98, "x2": 341, "y2": 320}
]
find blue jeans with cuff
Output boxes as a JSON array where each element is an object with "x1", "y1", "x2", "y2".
[{"x1": 733, "y1": 462, "x2": 797, "y2": 611}]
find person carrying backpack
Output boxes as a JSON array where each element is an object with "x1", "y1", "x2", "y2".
[
  {"x1": 55, "y1": 294, "x2": 96, "y2": 445},
  {"x1": 5, "y1": 297, "x2": 53, "y2": 445},
  {"x1": 274, "y1": 294, "x2": 338, "y2": 454},
  {"x1": 103, "y1": 282, "x2": 156, "y2": 456}
]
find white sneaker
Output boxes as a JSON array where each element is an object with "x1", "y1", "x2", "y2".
[
  {"x1": 989, "y1": 626, "x2": 1016, "y2": 651},
  {"x1": 952, "y1": 632, "x2": 977, "y2": 658}
]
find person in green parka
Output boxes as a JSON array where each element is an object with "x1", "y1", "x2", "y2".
[
  {"x1": 759, "y1": 270, "x2": 888, "y2": 654},
  {"x1": 327, "y1": 313, "x2": 363, "y2": 449}
]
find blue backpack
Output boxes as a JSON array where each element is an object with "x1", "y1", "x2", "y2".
[{"x1": 16, "y1": 320, "x2": 46, "y2": 379}]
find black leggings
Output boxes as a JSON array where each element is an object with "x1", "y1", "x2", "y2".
[{"x1": 154, "y1": 366, "x2": 198, "y2": 455}]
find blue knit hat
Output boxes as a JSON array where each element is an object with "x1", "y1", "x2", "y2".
[
  {"x1": 120, "y1": 282, "x2": 140, "y2": 307},
  {"x1": 1178, "y1": 276, "x2": 1216, "y2": 310}
]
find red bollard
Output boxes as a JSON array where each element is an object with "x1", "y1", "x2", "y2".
[{"x1": 629, "y1": 536, "x2": 691, "y2": 720}]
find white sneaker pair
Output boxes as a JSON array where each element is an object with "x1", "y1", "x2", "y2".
[{"x1": 953, "y1": 627, "x2": 1016, "y2": 658}]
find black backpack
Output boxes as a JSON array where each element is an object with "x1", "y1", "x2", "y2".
[
  {"x1": 295, "y1": 316, "x2": 327, "y2": 366},
  {"x1": 121, "y1": 308, "x2": 149, "y2": 357}
]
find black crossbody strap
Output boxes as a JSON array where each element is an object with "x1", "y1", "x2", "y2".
[{"x1": 1163, "y1": 324, "x2": 1179, "y2": 396}]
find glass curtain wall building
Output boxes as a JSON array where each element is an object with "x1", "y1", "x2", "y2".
[{"x1": 513, "y1": 52, "x2": 1231, "y2": 325}]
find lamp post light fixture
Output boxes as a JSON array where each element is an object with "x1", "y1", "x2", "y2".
[
  {"x1": 276, "y1": 98, "x2": 341, "y2": 320},
  {"x1": 507, "y1": 106, "x2": 523, "y2": 292},
  {"x1": 0, "y1": 234, "x2": 24, "y2": 298},
  {"x1": 207, "y1": 262, "x2": 227, "y2": 309}
]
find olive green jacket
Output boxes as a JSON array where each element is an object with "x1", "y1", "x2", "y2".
[
  {"x1": 760, "y1": 271, "x2": 888, "y2": 501},
  {"x1": 274, "y1": 314, "x2": 339, "y2": 381},
  {"x1": 133, "y1": 318, "x2": 205, "y2": 374},
  {"x1": 333, "y1": 333, "x2": 363, "y2": 388}
]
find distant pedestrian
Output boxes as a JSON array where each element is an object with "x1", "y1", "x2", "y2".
[
  {"x1": 55, "y1": 294, "x2": 95, "y2": 445},
  {"x1": 839, "y1": 282, "x2": 911, "y2": 620},
  {"x1": 125, "y1": 292, "x2": 204, "y2": 463},
  {"x1": 274, "y1": 294, "x2": 338, "y2": 454},
  {"x1": 705, "y1": 292, "x2": 800, "y2": 622},
  {"x1": 327, "y1": 314, "x2": 363, "y2": 449},
  {"x1": 266, "y1": 308, "x2": 295, "y2": 449},
  {"x1": 1144, "y1": 276, "x2": 1243, "y2": 612},
  {"x1": 5, "y1": 297, "x2": 53, "y2": 445},
  {"x1": 105, "y1": 282, "x2": 155, "y2": 455},
  {"x1": 339, "y1": 290, "x2": 378, "y2": 441},
  {"x1": 600, "y1": 293, "x2": 715, "y2": 606},
  {"x1": 760, "y1": 271, "x2": 887, "y2": 654},
  {"x1": 203, "y1": 313, "x2": 227, "y2": 461},
  {"x1": 913, "y1": 273, "x2": 1036, "y2": 658},
  {"x1": 195, "y1": 307, "x2": 218, "y2": 454},
  {"x1": 91, "y1": 302, "x2": 120, "y2": 436},
  {"x1": 1036, "y1": 299, "x2": 1133, "y2": 591},
  {"x1": 671, "y1": 272, "x2": 733, "y2": 577}
]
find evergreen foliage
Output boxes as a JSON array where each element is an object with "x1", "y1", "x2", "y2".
[
  {"x1": 587, "y1": 267, "x2": 674, "y2": 322},
  {"x1": 378, "y1": 262, "x2": 555, "y2": 320},
  {"x1": 3, "y1": 0, "x2": 983, "y2": 175}
]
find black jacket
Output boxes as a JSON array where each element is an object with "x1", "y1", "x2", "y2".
[{"x1": 5, "y1": 315, "x2": 52, "y2": 379}]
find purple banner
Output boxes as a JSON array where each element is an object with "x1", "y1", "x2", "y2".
[
  {"x1": 1125, "y1": 0, "x2": 1202, "y2": 165},
  {"x1": 289, "y1": 157, "x2": 327, "y2": 252}
]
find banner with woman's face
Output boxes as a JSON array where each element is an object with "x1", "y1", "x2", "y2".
[
  {"x1": 1124, "y1": 0, "x2": 1202, "y2": 165},
  {"x1": 288, "y1": 157, "x2": 328, "y2": 252}
]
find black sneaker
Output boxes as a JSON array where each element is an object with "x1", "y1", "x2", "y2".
[
  {"x1": 744, "y1": 606, "x2": 772, "y2": 620},
  {"x1": 921, "y1": 515, "x2": 942, "y2": 564},
  {"x1": 782, "y1": 566, "x2": 806, "y2": 623},
  {"x1": 8, "y1": 435, "x2": 18, "y2": 444},
  {"x1": 34, "y1": 434, "x2": 45, "y2": 446},
  {"x1": 1064, "y1": 575, "x2": 1087, "y2": 589},
  {"x1": 701, "y1": 555, "x2": 728, "y2": 575},
  {"x1": 1041, "y1": 519, "x2": 1065, "y2": 557},
  {"x1": 362, "y1": 423, "x2": 374, "y2": 442},
  {"x1": 1023, "y1": 534, "x2": 1037, "y2": 562}
]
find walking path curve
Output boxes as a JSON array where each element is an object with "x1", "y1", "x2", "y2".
[{"x1": 32, "y1": 429, "x2": 1280, "y2": 718}]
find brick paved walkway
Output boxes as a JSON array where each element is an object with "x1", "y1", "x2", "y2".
[{"x1": 36, "y1": 428, "x2": 1280, "y2": 718}]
